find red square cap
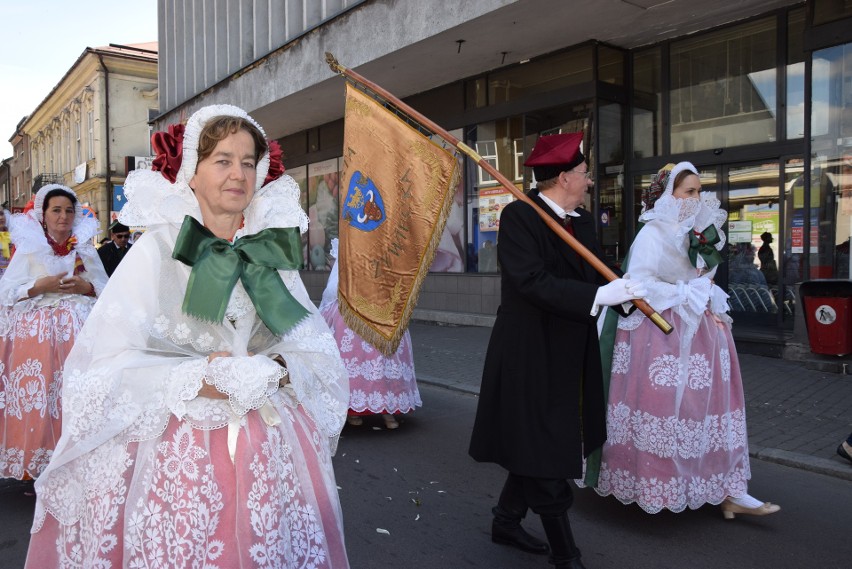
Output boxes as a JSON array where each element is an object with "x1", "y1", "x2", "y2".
[{"x1": 524, "y1": 132, "x2": 584, "y2": 168}]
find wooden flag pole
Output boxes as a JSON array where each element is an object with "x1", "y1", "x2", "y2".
[{"x1": 325, "y1": 53, "x2": 672, "y2": 335}]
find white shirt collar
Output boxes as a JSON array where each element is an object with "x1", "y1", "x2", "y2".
[{"x1": 537, "y1": 191, "x2": 580, "y2": 219}]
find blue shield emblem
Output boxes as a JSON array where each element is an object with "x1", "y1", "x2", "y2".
[{"x1": 342, "y1": 171, "x2": 386, "y2": 231}]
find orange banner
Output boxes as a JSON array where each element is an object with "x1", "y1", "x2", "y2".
[{"x1": 338, "y1": 83, "x2": 459, "y2": 355}]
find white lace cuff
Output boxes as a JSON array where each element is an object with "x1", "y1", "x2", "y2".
[
  {"x1": 204, "y1": 355, "x2": 282, "y2": 417},
  {"x1": 165, "y1": 358, "x2": 207, "y2": 419},
  {"x1": 641, "y1": 278, "x2": 685, "y2": 313},
  {"x1": 709, "y1": 283, "x2": 730, "y2": 315},
  {"x1": 685, "y1": 277, "x2": 712, "y2": 314}
]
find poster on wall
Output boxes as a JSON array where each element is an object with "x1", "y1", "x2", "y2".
[
  {"x1": 478, "y1": 187, "x2": 514, "y2": 232},
  {"x1": 307, "y1": 158, "x2": 340, "y2": 270},
  {"x1": 743, "y1": 210, "x2": 779, "y2": 248},
  {"x1": 791, "y1": 211, "x2": 820, "y2": 254},
  {"x1": 429, "y1": 154, "x2": 465, "y2": 272},
  {"x1": 287, "y1": 165, "x2": 308, "y2": 269}
]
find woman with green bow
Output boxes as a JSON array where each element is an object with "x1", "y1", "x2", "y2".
[
  {"x1": 25, "y1": 105, "x2": 351, "y2": 568},
  {"x1": 579, "y1": 161, "x2": 780, "y2": 520}
]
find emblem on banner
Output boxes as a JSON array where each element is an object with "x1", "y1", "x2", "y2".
[{"x1": 342, "y1": 171, "x2": 386, "y2": 231}]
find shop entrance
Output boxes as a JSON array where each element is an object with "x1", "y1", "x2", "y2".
[{"x1": 698, "y1": 159, "x2": 802, "y2": 329}]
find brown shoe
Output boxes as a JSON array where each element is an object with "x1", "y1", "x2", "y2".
[{"x1": 382, "y1": 414, "x2": 399, "y2": 429}]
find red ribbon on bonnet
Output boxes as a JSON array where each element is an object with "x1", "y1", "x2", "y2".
[{"x1": 151, "y1": 124, "x2": 185, "y2": 183}]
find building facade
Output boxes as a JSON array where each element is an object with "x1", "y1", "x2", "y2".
[
  {"x1": 155, "y1": 0, "x2": 852, "y2": 359},
  {"x1": 0, "y1": 157, "x2": 10, "y2": 210},
  {"x1": 23, "y1": 43, "x2": 158, "y2": 235},
  {"x1": 7, "y1": 118, "x2": 31, "y2": 212}
]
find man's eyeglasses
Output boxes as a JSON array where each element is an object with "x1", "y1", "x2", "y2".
[
  {"x1": 113, "y1": 233, "x2": 131, "y2": 240},
  {"x1": 567, "y1": 169, "x2": 593, "y2": 180}
]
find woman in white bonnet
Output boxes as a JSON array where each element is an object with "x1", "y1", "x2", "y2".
[
  {"x1": 0, "y1": 184, "x2": 107, "y2": 481},
  {"x1": 581, "y1": 162, "x2": 780, "y2": 520},
  {"x1": 25, "y1": 105, "x2": 351, "y2": 567}
]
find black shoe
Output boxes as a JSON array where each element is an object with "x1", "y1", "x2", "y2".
[
  {"x1": 492, "y1": 521, "x2": 549, "y2": 555},
  {"x1": 838, "y1": 442, "x2": 852, "y2": 464}
]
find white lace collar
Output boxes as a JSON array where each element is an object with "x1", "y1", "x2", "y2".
[{"x1": 119, "y1": 172, "x2": 309, "y2": 236}]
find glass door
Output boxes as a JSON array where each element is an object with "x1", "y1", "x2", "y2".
[{"x1": 704, "y1": 161, "x2": 794, "y2": 328}]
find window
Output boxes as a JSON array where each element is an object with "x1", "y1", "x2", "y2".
[
  {"x1": 512, "y1": 139, "x2": 524, "y2": 182},
  {"x1": 787, "y1": 8, "x2": 806, "y2": 139},
  {"x1": 87, "y1": 110, "x2": 95, "y2": 159},
  {"x1": 65, "y1": 123, "x2": 71, "y2": 172},
  {"x1": 813, "y1": 0, "x2": 852, "y2": 25},
  {"x1": 75, "y1": 118, "x2": 82, "y2": 164},
  {"x1": 810, "y1": 43, "x2": 852, "y2": 279},
  {"x1": 633, "y1": 48, "x2": 662, "y2": 158},
  {"x1": 475, "y1": 141, "x2": 498, "y2": 186},
  {"x1": 670, "y1": 17, "x2": 777, "y2": 152}
]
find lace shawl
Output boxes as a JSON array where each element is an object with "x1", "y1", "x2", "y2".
[
  {"x1": 621, "y1": 193, "x2": 731, "y2": 342},
  {"x1": 0, "y1": 211, "x2": 107, "y2": 309},
  {"x1": 31, "y1": 174, "x2": 347, "y2": 529}
]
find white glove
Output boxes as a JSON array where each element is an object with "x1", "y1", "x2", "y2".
[{"x1": 593, "y1": 277, "x2": 647, "y2": 307}]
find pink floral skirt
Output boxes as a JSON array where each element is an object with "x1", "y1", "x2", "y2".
[
  {"x1": 321, "y1": 302, "x2": 420, "y2": 416},
  {"x1": 588, "y1": 309, "x2": 751, "y2": 513},
  {"x1": 26, "y1": 404, "x2": 350, "y2": 568},
  {"x1": 0, "y1": 303, "x2": 83, "y2": 479}
]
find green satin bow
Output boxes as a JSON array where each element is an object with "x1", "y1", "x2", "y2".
[
  {"x1": 172, "y1": 215, "x2": 308, "y2": 336},
  {"x1": 688, "y1": 224, "x2": 723, "y2": 270}
]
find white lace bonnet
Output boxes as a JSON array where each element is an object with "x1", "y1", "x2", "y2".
[
  {"x1": 32, "y1": 183, "x2": 82, "y2": 223},
  {"x1": 663, "y1": 161, "x2": 699, "y2": 197},
  {"x1": 177, "y1": 104, "x2": 271, "y2": 192}
]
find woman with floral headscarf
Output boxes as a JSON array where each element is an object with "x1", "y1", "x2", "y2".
[
  {"x1": 25, "y1": 106, "x2": 351, "y2": 567},
  {"x1": 580, "y1": 162, "x2": 780, "y2": 519},
  {"x1": 0, "y1": 184, "x2": 108, "y2": 480}
]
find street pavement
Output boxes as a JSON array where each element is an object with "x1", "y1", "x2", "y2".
[
  {"x1": 337, "y1": 384, "x2": 851, "y2": 569},
  {"x1": 408, "y1": 320, "x2": 852, "y2": 482},
  {"x1": 1, "y1": 320, "x2": 851, "y2": 568}
]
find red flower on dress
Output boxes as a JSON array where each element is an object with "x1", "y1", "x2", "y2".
[
  {"x1": 264, "y1": 140, "x2": 286, "y2": 186},
  {"x1": 151, "y1": 124, "x2": 186, "y2": 183}
]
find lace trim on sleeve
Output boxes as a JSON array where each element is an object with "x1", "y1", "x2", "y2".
[
  {"x1": 204, "y1": 355, "x2": 282, "y2": 417},
  {"x1": 273, "y1": 313, "x2": 349, "y2": 439},
  {"x1": 165, "y1": 358, "x2": 206, "y2": 419}
]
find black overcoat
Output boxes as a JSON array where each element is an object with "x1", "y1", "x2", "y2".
[
  {"x1": 469, "y1": 191, "x2": 616, "y2": 479},
  {"x1": 97, "y1": 242, "x2": 131, "y2": 277}
]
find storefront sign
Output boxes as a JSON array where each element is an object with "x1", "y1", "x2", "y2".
[{"x1": 728, "y1": 220, "x2": 753, "y2": 243}]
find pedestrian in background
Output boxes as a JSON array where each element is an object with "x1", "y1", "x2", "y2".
[
  {"x1": 582, "y1": 162, "x2": 781, "y2": 520},
  {"x1": 97, "y1": 220, "x2": 132, "y2": 276},
  {"x1": 25, "y1": 105, "x2": 351, "y2": 568},
  {"x1": 320, "y1": 238, "x2": 420, "y2": 429},
  {"x1": 469, "y1": 132, "x2": 645, "y2": 569},
  {"x1": 0, "y1": 184, "x2": 107, "y2": 480}
]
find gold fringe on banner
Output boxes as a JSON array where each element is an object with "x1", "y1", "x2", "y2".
[{"x1": 337, "y1": 83, "x2": 460, "y2": 356}]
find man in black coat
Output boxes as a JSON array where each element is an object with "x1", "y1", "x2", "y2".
[
  {"x1": 469, "y1": 132, "x2": 645, "y2": 569},
  {"x1": 97, "y1": 221, "x2": 132, "y2": 277}
]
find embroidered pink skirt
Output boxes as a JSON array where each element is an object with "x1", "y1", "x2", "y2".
[
  {"x1": 25, "y1": 403, "x2": 350, "y2": 568},
  {"x1": 589, "y1": 309, "x2": 751, "y2": 513},
  {"x1": 0, "y1": 302, "x2": 85, "y2": 479},
  {"x1": 321, "y1": 302, "x2": 421, "y2": 416}
]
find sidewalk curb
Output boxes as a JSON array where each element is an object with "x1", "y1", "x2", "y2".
[
  {"x1": 750, "y1": 446, "x2": 852, "y2": 482},
  {"x1": 418, "y1": 375, "x2": 479, "y2": 397},
  {"x1": 418, "y1": 376, "x2": 852, "y2": 482}
]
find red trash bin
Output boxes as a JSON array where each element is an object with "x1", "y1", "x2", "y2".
[{"x1": 800, "y1": 280, "x2": 852, "y2": 356}]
